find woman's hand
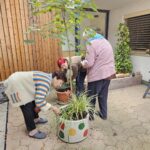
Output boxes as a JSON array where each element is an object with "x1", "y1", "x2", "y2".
[
  {"x1": 81, "y1": 60, "x2": 88, "y2": 68},
  {"x1": 34, "y1": 107, "x2": 41, "y2": 113},
  {"x1": 51, "y1": 106, "x2": 61, "y2": 115}
]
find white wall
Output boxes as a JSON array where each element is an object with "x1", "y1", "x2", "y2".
[
  {"x1": 131, "y1": 56, "x2": 150, "y2": 81},
  {"x1": 94, "y1": 0, "x2": 138, "y2": 10},
  {"x1": 109, "y1": 0, "x2": 150, "y2": 81}
]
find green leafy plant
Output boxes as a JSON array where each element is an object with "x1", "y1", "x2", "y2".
[
  {"x1": 57, "y1": 82, "x2": 70, "y2": 92},
  {"x1": 115, "y1": 23, "x2": 133, "y2": 73},
  {"x1": 26, "y1": 0, "x2": 97, "y2": 91},
  {"x1": 60, "y1": 93, "x2": 95, "y2": 120}
]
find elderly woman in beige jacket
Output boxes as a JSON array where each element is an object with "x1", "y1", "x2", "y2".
[{"x1": 4, "y1": 71, "x2": 67, "y2": 139}]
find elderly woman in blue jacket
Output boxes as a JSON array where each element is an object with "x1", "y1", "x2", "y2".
[{"x1": 4, "y1": 71, "x2": 67, "y2": 139}]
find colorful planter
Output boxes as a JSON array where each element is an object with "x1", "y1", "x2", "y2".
[{"x1": 57, "y1": 114, "x2": 89, "y2": 143}]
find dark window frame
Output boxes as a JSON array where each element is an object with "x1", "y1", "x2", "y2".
[{"x1": 75, "y1": 8, "x2": 110, "y2": 52}]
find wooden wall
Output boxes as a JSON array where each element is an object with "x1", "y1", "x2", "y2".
[{"x1": 0, "y1": 0, "x2": 62, "y2": 81}]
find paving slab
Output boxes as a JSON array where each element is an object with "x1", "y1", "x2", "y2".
[
  {"x1": 4, "y1": 85, "x2": 150, "y2": 150},
  {"x1": 0, "y1": 102, "x2": 8, "y2": 150}
]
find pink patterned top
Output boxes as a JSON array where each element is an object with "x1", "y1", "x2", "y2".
[{"x1": 84, "y1": 38, "x2": 116, "y2": 83}]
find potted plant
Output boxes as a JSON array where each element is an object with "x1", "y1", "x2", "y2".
[
  {"x1": 57, "y1": 93, "x2": 94, "y2": 143},
  {"x1": 115, "y1": 23, "x2": 133, "y2": 78},
  {"x1": 56, "y1": 82, "x2": 71, "y2": 103}
]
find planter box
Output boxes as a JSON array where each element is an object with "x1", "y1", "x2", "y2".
[
  {"x1": 109, "y1": 74, "x2": 142, "y2": 90},
  {"x1": 57, "y1": 114, "x2": 89, "y2": 143}
]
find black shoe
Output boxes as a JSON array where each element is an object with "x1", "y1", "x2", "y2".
[{"x1": 95, "y1": 111, "x2": 107, "y2": 120}]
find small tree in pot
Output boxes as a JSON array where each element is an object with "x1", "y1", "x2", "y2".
[
  {"x1": 115, "y1": 23, "x2": 133, "y2": 78},
  {"x1": 26, "y1": 0, "x2": 96, "y2": 89},
  {"x1": 26, "y1": 0, "x2": 97, "y2": 143},
  {"x1": 26, "y1": 0, "x2": 97, "y2": 103}
]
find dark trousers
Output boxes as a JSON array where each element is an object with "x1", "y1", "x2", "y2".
[
  {"x1": 88, "y1": 79, "x2": 110, "y2": 118},
  {"x1": 76, "y1": 70, "x2": 87, "y2": 96},
  {"x1": 20, "y1": 101, "x2": 39, "y2": 131}
]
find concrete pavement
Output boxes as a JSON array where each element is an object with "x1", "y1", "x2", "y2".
[
  {"x1": 2, "y1": 85, "x2": 150, "y2": 150},
  {"x1": 0, "y1": 102, "x2": 8, "y2": 150}
]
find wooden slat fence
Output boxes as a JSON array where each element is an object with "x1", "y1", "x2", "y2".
[{"x1": 0, "y1": 0, "x2": 62, "y2": 81}]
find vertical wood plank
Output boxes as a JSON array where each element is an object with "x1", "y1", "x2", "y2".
[
  {"x1": 45, "y1": 13, "x2": 50, "y2": 73},
  {"x1": 46, "y1": 12, "x2": 51, "y2": 73},
  {"x1": 43, "y1": 14, "x2": 47, "y2": 72},
  {"x1": 27, "y1": 2, "x2": 34, "y2": 70},
  {"x1": 1, "y1": 0, "x2": 14, "y2": 75},
  {"x1": 27, "y1": 1, "x2": 37, "y2": 70},
  {"x1": 49, "y1": 12, "x2": 55, "y2": 72},
  {"x1": 49, "y1": 11, "x2": 55, "y2": 72},
  {"x1": 10, "y1": 0, "x2": 23, "y2": 70},
  {"x1": 0, "y1": 40, "x2": 6, "y2": 81},
  {"x1": 20, "y1": 0, "x2": 33, "y2": 70},
  {"x1": 39, "y1": 14, "x2": 43, "y2": 71},
  {"x1": 0, "y1": 2, "x2": 9, "y2": 78},
  {"x1": 15, "y1": 0, "x2": 27, "y2": 71},
  {"x1": 37, "y1": 17, "x2": 41, "y2": 71},
  {"x1": 34, "y1": 20, "x2": 39, "y2": 70},
  {"x1": 5, "y1": 0, "x2": 18, "y2": 72}
]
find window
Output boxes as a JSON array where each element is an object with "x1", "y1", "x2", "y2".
[
  {"x1": 126, "y1": 14, "x2": 150, "y2": 51},
  {"x1": 75, "y1": 8, "x2": 109, "y2": 52}
]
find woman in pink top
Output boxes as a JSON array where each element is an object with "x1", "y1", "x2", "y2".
[{"x1": 82, "y1": 29, "x2": 116, "y2": 120}]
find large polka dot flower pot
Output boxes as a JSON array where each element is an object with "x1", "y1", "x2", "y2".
[{"x1": 58, "y1": 114, "x2": 89, "y2": 143}]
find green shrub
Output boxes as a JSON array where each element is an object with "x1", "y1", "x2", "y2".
[{"x1": 115, "y1": 23, "x2": 133, "y2": 73}]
